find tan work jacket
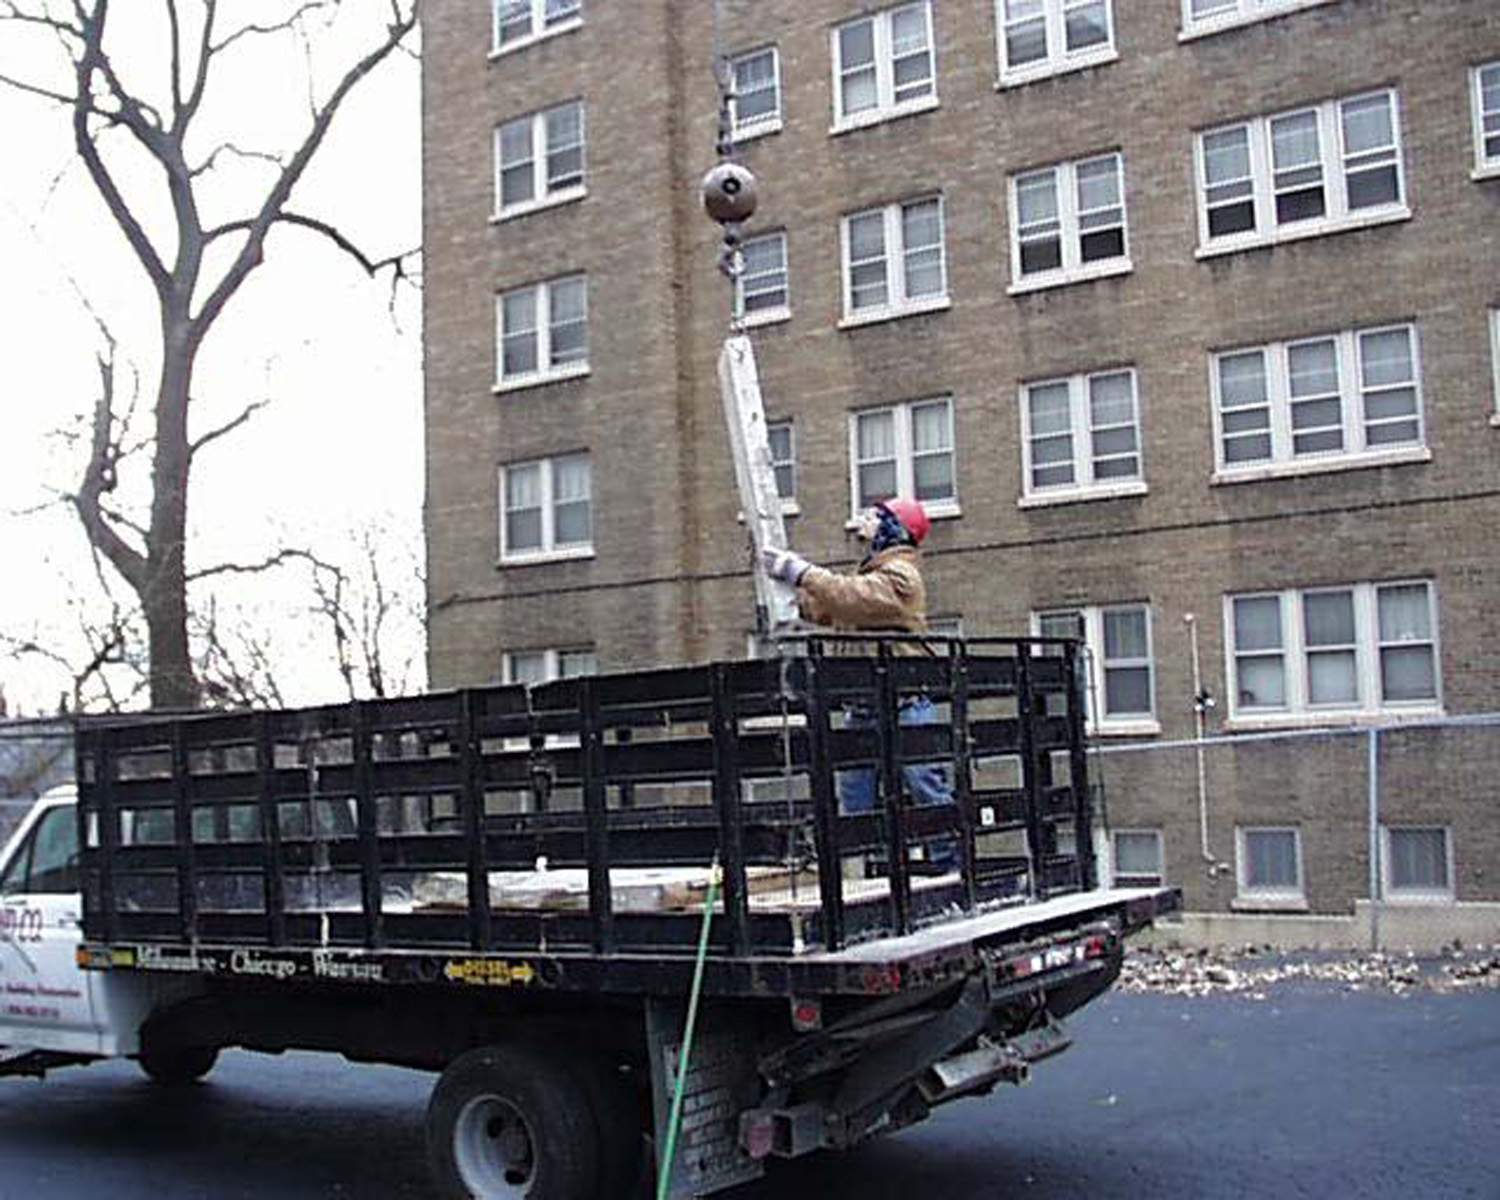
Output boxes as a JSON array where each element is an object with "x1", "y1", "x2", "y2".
[{"x1": 797, "y1": 546, "x2": 930, "y2": 654}]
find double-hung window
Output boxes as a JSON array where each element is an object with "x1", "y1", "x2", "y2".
[
  {"x1": 1020, "y1": 368, "x2": 1144, "y2": 503},
  {"x1": 492, "y1": 0, "x2": 582, "y2": 55},
  {"x1": 849, "y1": 398, "x2": 956, "y2": 517},
  {"x1": 841, "y1": 197, "x2": 948, "y2": 324},
  {"x1": 1236, "y1": 827, "x2": 1304, "y2": 907},
  {"x1": 1180, "y1": 0, "x2": 1336, "y2": 40},
  {"x1": 1474, "y1": 62, "x2": 1500, "y2": 179},
  {"x1": 735, "y1": 231, "x2": 790, "y2": 325},
  {"x1": 731, "y1": 47, "x2": 782, "y2": 140},
  {"x1": 1035, "y1": 604, "x2": 1156, "y2": 731},
  {"x1": 1491, "y1": 309, "x2": 1500, "y2": 425},
  {"x1": 504, "y1": 647, "x2": 597, "y2": 685},
  {"x1": 1211, "y1": 324, "x2": 1425, "y2": 479},
  {"x1": 998, "y1": 0, "x2": 1115, "y2": 86},
  {"x1": 1381, "y1": 826, "x2": 1453, "y2": 902},
  {"x1": 832, "y1": 2, "x2": 937, "y2": 131},
  {"x1": 495, "y1": 101, "x2": 585, "y2": 217},
  {"x1": 500, "y1": 453, "x2": 593, "y2": 562},
  {"x1": 496, "y1": 276, "x2": 588, "y2": 389},
  {"x1": 1197, "y1": 89, "x2": 1407, "y2": 254},
  {"x1": 1112, "y1": 829, "x2": 1164, "y2": 887},
  {"x1": 766, "y1": 420, "x2": 797, "y2": 510},
  {"x1": 1226, "y1": 581, "x2": 1440, "y2": 720},
  {"x1": 1009, "y1": 152, "x2": 1130, "y2": 292}
]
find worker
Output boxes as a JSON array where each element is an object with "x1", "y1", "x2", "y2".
[{"x1": 761, "y1": 498, "x2": 957, "y2": 873}]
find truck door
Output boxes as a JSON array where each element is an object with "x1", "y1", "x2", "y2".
[{"x1": 0, "y1": 803, "x2": 99, "y2": 1053}]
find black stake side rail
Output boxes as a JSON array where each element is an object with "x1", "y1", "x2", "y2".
[{"x1": 75, "y1": 636, "x2": 1098, "y2": 960}]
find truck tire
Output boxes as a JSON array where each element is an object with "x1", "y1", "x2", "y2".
[
  {"x1": 427, "y1": 1044, "x2": 601, "y2": 1199},
  {"x1": 136, "y1": 1044, "x2": 220, "y2": 1086},
  {"x1": 569, "y1": 1054, "x2": 647, "y2": 1199}
]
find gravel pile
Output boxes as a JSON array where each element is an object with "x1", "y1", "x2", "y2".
[{"x1": 1117, "y1": 943, "x2": 1500, "y2": 999}]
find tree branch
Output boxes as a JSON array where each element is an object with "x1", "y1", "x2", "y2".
[
  {"x1": 70, "y1": 346, "x2": 148, "y2": 594},
  {"x1": 205, "y1": 209, "x2": 418, "y2": 280},
  {"x1": 208, "y1": 1, "x2": 336, "y2": 56},
  {"x1": 188, "y1": 397, "x2": 268, "y2": 458},
  {"x1": 181, "y1": 0, "x2": 216, "y2": 123},
  {"x1": 189, "y1": 140, "x2": 284, "y2": 179},
  {"x1": 186, "y1": 547, "x2": 329, "y2": 585}
]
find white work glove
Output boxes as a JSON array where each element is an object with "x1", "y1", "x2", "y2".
[{"x1": 761, "y1": 547, "x2": 812, "y2": 586}]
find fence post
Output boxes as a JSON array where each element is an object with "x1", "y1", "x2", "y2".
[{"x1": 1367, "y1": 727, "x2": 1381, "y2": 953}]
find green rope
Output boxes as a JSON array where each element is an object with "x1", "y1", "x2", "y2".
[{"x1": 656, "y1": 858, "x2": 721, "y2": 1200}]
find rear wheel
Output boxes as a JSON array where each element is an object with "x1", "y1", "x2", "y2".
[
  {"x1": 136, "y1": 1043, "x2": 219, "y2": 1086},
  {"x1": 570, "y1": 1053, "x2": 648, "y2": 1198},
  {"x1": 427, "y1": 1044, "x2": 601, "y2": 1199}
]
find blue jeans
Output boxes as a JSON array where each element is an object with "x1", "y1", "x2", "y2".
[{"x1": 838, "y1": 696, "x2": 958, "y2": 870}]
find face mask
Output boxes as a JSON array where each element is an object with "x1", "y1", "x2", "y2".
[{"x1": 855, "y1": 508, "x2": 881, "y2": 542}]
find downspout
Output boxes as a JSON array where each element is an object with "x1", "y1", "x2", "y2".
[{"x1": 1184, "y1": 614, "x2": 1225, "y2": 877}]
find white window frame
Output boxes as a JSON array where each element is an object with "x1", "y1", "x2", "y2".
[
  {"x1": 1111, "y1": 828, "x2": 1164, "y2": 886},
  {"x1": 1380, "y1": 825, "x2": 1455, "y2": 904},
  {"x1": 830, "y1": 1, "x2": 939, "y2": 134},
  {"x1": 996, "y1": 0, "x2": 1117, "y2": 88},
  {"x1": 1195, "y1": 89, "x2": 1409, "y2": 258},
  {"x1": 491, "y1": 0, "x2": 583, "y2": 58},
  {"x1": 1007, "y1": 152, "x2": 1132, "y2": 294},
  {"x1": 1179, "y1": 0, "x2": 1337, "y2": 42},
  {"x1": 494, "y1": 275, "x2": 589, "y2": 392},
  {"x1": 1223, "y1": 581, "x2": 1442, "y2": 726},
  {"x1": 730, "y1": 46, "x2": 783, "y2": 141},
  {"x1": 847, "y1": 397, "x2": 959, "y2": 521},
  {"x1": 498, "y1": 453, "x2": 594, "y2": 565},
  {"x1": 839, "y1": 196, "x2": 950, "y2": 327},
  {"x1": 734, "y1": 230, "x2": 791, "y2": 328},
  {"x1": 1235, "y1": 826, "x2": 1305, "y2": 908},
  {"x1": 1018, "y1": 367, "x2": 1146, "y2": 506},
  {"x1": 503, "y1": 647, "x2": 597, "y2": 685},
  {"x1": 493, "y1": 101, "x2": 586, "y2": 221},
  {"x1": 1210, "y1": 323, "x2": 1429, "y2": 483},
  {"x1": 1490, "y1": 309, "x2": 1500, "y2": 428},
  {"x1": 1033, "y1": 603, "x2": 1158, "y2": 735},
  {"x1": 1475, "y1": 62, "x2": 1500, "y2": 180},
  {"x1": 766, "y1": 419, "x2": 799, "y2": 515}
]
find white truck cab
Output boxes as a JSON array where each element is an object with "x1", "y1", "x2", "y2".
[{"x1": 0, "y1": 788, "x2": 164, "y2": 1066}]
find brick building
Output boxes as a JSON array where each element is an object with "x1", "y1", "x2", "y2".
[{"x1": 421, "y1": 0, "x2": 1500, "y2": 932}]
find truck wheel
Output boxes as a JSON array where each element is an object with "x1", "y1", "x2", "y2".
[
  {"x1": 570, "y1": 1054, "x2": 647, "y2": 1199},
  {"x1": 427, "y1": 1045, "x2": 600, "y2": 1199},
  {"x1": 137, "y1": 1044, "x2": 220, "y2": 1086}
]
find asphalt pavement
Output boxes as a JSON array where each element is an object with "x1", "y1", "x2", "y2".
[{"x1": 0, "y1": 982, "x2": 1495, "y2": 1199}]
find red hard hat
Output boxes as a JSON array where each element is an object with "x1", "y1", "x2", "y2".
[{"x1": 879, "y1": 497, "x2": 931, "y2": 545}]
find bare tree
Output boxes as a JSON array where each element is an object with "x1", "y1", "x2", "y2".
[{"x1": 0, "y1": 0, "x2": 420, "y2": 708}]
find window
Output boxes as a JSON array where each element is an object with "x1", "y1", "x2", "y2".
[
  {"x1": 998, "y1": 0, "x2": 1115, "y2": 86},
  {"x1": 1226, "y1": 581, "x2": 1439, "y2": 720},
  {"x1": 1112, "y1": 829, "x2": 1164, "y2": 887},
  {"x1": 495, "y1": 276, "x2": 588, "y2": 389},
  {"x1": 1197, "y1": 89, "x2": 1406, "y2": 254},
  {"x1": 1, "y1": 807, "x2": 79, "y2": 896},
  {"x1": 1009, "y1": 152, "x2": 1130, "y2": 292},
  {"x1": 832, "y1": 2, "x2": 937, "y2": 131},
  {"x1": 1212, "y1": 324, "x2": 1425, "y2": 478},
  {"x1": 1236, "y1": 827, "x2": 1303, "y2": 905},
  {"x1": 767, "y1": 420, "x2": 797, "y2": 509},
  {"x1": 1035, "y1": 603, "x2": 1156, "y2": 731},
  {"x1": 492, "y1": 0, "x2": 582, "y2": 54},
  {"x1": 1382, "y1": 827, "x2": 1453, "y2": 901},
  {"x1": 1479, "y1": 63, "x2": 1500, "y2": 178},
  {"x1": 735, "y1": 231, "x2": 790, "y2": 325},
  {"x1": 504, "y1": 647, "x2": 597, "y2": 685},
  {"x1": 731, "y1": 47, "x2": 782, "y2": 139},
  {"x1": 1020, "y1": 368, "x2": 1143, "y2": 502},
  {"x1": 841, "y1": 196, "x2": 948, "y2": 324},
  {"x1": 1491, "y1": 310, "x2": 1500, "y2": 424},
  {"x1": 1180, "y1": 0, "x2": 1336, "y2": 39},
  {"x1": 500, "y1": 453, "x2": 593, "y2": 562},
  {"x1": 850, "y1": 398, "x2": 956, "y2": 517},
  {"x1": 494, "y1": 101, "x2": 585, "y2": 218}
]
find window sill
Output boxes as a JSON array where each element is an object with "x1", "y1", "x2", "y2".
[
  {"x1": 497, "y1": 546, "x2": 595, "y2": 568},
  {"x1": 1211, "y1": 446, "x2": 1431, "y2": 486},
  {"x1": 838, "y1": 295, "x2": 951, "y2": 330},
  {"x1": 733, "y1": 117, "x2": 783, "y2": 144},
  {"x1": 844, "y1": 500, "x2": 960, "y2": 530},
  {"x1": 491, "y1": 187, "x2": 587, "y2": 224},
  {"x1": 738, "y1": 306, "x2": 792, "y2": 330},
  {"x1": 488, "y1": 17, "x2": 583, "y2": 60},
  {"x1": 737, "y1": 501, "x2": 801, "y2": 523},
  {"x1": 1195, "y1": 207, "x2": 1411, "y2": 259},
  {"x1": 1490, "y1": 413, "x2": 1500, "y2": 429},
  {"x1": 830, "y1": 94, "x2": 940, "y2": 137},
  {"x1": 1178, "y1": 0, "x2": 1337, "y2": 43},
  {"x1": 1018, "y1": 480, "x2": 1148, "y2": 509},
  {"x1": 1380, "y1": 893, "x2": 1456, "y2": 907},
  {"x1": 1007, "y1": 258, "x2": 1133, "y2": 296},
  {"x1": 493, "y1": 363, "x2": 591, "y2": 395},
  {"x1": 1474, "y1": 164, "x2": 1500, "y2": 182},
  {"x1": 1090, "y1": 719, "x2": 1162, "y2": 739},
  {"x1": 1230, "y1": 896, "x2": 1309, "y2": 913},
  {"x1": 996, "y1": 47, "x2": 1118, "y2": 89},
  {"x1": 1222, "y1": 708, "x2": 1444, "y2": 733}
]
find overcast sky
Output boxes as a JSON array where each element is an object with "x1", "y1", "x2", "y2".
[{"x1": 0, "y1": 4, "x2": 424, "y2": 714}]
